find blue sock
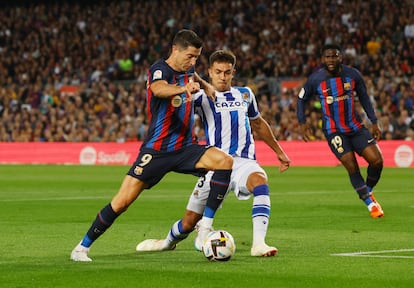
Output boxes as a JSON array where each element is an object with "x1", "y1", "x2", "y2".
[
  {"x1": 81, "y1": 235, "x2": 93, "y2": 248},
  {"x1": 83, "y1": 203, "x2": 119, "y2": 247},
  {"x1": 349, "y1": 172, "x2": 371, "y2": 206},
  {"x1": 363, "y1": 197, "x2": 373, "y2": 206}
]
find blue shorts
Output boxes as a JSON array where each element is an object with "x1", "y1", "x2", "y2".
[
  {"x1": 325, "y1": 127, "x2": 376, "y2": 159},
  {"x1": 127, "y1": 144, "x2": 211, "y2": 188}
]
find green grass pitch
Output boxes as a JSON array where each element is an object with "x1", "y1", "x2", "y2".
[{"x1": 0, "y1": 165, "x2": 413, "y2": 288}]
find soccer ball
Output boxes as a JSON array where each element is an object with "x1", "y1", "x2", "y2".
[{"x1": 202, "y1": 230, "x2": 236, "y2": 261}]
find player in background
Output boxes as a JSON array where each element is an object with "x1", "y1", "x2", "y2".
[
  {"x1": 70, "y1": 29, "x2": 233, "y2": 262},
  {"x1": 296, "y1": 44, "x2": 384, "y2": 218},
  {"x1": 136, "y1": 50, "x2": 290, "y2": 257}
]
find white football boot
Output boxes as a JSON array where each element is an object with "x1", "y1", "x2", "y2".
[
  {"x1": 70, "y1": 242, "x2": 92, "y2": 262},
  {"x1": 136, "y1": 239, "x2": 176, "y2": 252},
  {"x1": 194, "y1": 221, "x2": 213, "y2": 252},
  {"x1": 251, "y1": 243, "x2": 278, "y2": 257}
]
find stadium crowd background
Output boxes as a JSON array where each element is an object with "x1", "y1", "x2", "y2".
[{"x1": 0, "y1": 0, "x2": 413, "y2": 143}]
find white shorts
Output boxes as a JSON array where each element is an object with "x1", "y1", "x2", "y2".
[{"x1": 186, "y1": 157, "x2": 267, "y2": 214}]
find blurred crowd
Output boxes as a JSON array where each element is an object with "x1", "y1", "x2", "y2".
[{"x1": 0, "y1": 0, "x2": 413, "y2": 142}]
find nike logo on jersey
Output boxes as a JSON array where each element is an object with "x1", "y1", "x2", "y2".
[
  {"x1": 322, "y1": 88, "x2": 330, "y2": 93},
  {"x1": 367, "y1": 138, "x2": 375, "y2": 143}
]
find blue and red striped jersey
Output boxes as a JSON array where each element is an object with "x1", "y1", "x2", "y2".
[
  {"x1": 297, "y1": 65, "x2": 377, "y2": 135},
  {"x1": 143, "y1": 59, "x2": 196, "y2": 151}
]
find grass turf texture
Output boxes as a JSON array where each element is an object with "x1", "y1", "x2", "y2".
[{"x1": 0, "y1": 165, "x2": 413, "y2": 288}]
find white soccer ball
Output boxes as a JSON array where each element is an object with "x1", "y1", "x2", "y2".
[{"x1": 202, "y1": 230, "x2": 236, "y2": 261}]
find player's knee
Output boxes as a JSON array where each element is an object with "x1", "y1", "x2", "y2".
[
  {"x1": 219, "y1": 153, "x2": 233, "y2": 169},
  {"x1": 247, "y1": 172, "x2": 267, "y2": 191},
  {"x1": 371, "y1": 158, "x2": 383, "y2": 168}
]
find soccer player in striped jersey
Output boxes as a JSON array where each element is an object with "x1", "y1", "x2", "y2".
[
  {"x1": 136, "y1": 50, "x2": 290, "y2": 257},
  {"x1": 71, "y1": 30, "x2": 233, "y2": 262},
  {"x1": 296, "y1": 44, "x2": 384, "y2": 218}
]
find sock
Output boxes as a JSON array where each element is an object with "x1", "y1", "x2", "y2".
[
  {"x1": 252, "y1": 185, "x2": 271, "y2": 246},
  {"x1": 366, "y1": 165, "x2": 383, "y2": 192},
  {"x1": 203, "y1": 169, "x2": 232, "y2": 220},
  {"x1": 81, "y1": 203, "x2": 119, "y2": 248},
  {"x1": 349, "y1": 172, "x2": 372, "y2": 206},
  {"x1": 164, "y1": 219, "x2": 192, "y2": 248}
]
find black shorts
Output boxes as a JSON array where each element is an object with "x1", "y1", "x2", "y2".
[
  {"x1": 127, "y1": 144, "x2": 211, "y2": 188},
  {"x1": 325, "y1": 127, "x2": 376, "y2": 159}
]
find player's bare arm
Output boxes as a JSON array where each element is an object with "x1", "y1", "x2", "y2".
[
  {"x1": 250, "y1": 116, "x2": 291, "y2": 173},
  {"x1": 299, "y1": 123, "x2": 312, "y2": 142},
  {"x1": 151, "y1": 80, "x2": 200, "y2": 98}
]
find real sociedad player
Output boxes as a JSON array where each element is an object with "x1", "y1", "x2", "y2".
[
  {"x1": 71, "y1": 29, "x2": 233, "y2": 262},
  {"x1": 136, "y1": 50, "x2": 290, "y2": 257},
  {"x1": 297, "y1": 44, "x2": 384, "y2": 218}
]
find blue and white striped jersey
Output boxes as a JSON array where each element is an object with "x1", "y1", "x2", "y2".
[{"x1": 194, "y1": 86, "x2": 260, "y2": 160}]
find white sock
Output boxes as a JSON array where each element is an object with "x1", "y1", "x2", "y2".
[{"x1": 252, "y1": 195, "x2": 270, "y2": 246}]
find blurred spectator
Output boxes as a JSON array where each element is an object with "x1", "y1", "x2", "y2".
[{"x1": 0, "y1": 0, "x2": 413, "y2": 142}]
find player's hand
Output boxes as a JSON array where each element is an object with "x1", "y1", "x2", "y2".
[
  {"x1": 299, "y1": 124, "x2": 312, "y2": 142},
  {"x1": 185, "y1": 81, "x2": 201, "y2": 94},
  {"x1": 193, "y1": 72, "x2": 216, "y2": 101},
  {"x1": 203, "y1": 83, "x2": 216, "y2": 101},
  {"x1": 372, "y1": 123, "x2": 382, "y2": 141},
  {"x1": 278, "y1": 153, "x2": 291, "y2": 173}
]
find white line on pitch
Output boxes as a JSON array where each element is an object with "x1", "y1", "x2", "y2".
[{"x1": 332, "y1": 248, "x2": 414, "y2": 259}]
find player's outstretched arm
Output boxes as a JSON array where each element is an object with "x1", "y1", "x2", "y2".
[
  {"x1": 151, "y1": 80, "x2": 200, "y2": 98},
  {"x1": 250, "y1": 116, "x2": 291, "y2": 173}
]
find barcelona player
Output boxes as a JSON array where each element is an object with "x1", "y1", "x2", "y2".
[
  {"x1": 297, "y1": 44, "x2": 384, "y2": 218},
  {"x1": 71, "y1": 29, "x2": 233, "y2": 261}
]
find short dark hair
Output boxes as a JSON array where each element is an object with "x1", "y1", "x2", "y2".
[
  {"x1": 172, "y1": 29, "x2": 203, "y2": 49},
  {"x1": 209, "y1": 50, "x2": 237, "y2": 67},
  {"x1": 321, "y1": 44, "x2": 342, "y2": 54}
]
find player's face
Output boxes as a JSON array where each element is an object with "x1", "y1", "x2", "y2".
[
  {"x1": 173, "y1": 45, "x2": 202, "y2": 72},
  {"x1": 208, "y1": 62, "x2": 234, "y2": 92},
  {"x1": 322, "y1": 49, "x2": 342, "y2": 75}
]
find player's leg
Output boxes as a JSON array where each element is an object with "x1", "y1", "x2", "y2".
[
  {"x1": 137, "y1": 173, "x2": 210, "y2": 252},
  {"x1": 246, "y1": 172, "x2": 278, "y2": 257},
  {"x1": 359, "y1": 142, "x2": 384, "y2": 196},
  {"x1": 72, "y1": 148, "x2": 168, "y2": 261},
  {"x1": 71, "y1": 175, "x2": 146, "y2": 261},
  {"x1": 327, "y1": 133, "x2": 381, "y2": 217},
  {"x1": 339, "y1": 152, "x2": 383, "y2": 218},
  {"x1": 195, "y1": 147, "x2": 233, "y2": 231},
  {"x1": 231, "y1": 158, "x2": 277, "y2": 256},
  {"x1": 136, "y1": 146, "x2": 230, "y2": 252},
  {"x1": 188, "y1": 173, "x2": 215, "y2": 251},
  {"x1": 353, "y1": 129, "x2": 384, "y2": 217},
  {"x1": 136, "y1": 209, "x2": 202, "y2": 251}
]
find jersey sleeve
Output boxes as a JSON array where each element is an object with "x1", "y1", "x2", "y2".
[
  {"x1": 246, "y1": 87, "x2": 260, "y2": 119},
  {"x1": 193, "y1": 90, "x2": 204, "y2": 106},
  {"x1": 296, "y1": 79, "x2": 314, "y2": 124}
]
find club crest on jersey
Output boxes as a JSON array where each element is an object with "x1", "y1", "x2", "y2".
[
  {"x1": 153, "y1": 70, "x2": 162, "y2": 80},
  {"x1": 171, "y1": 95, "x2": 183, "y2": 107},
  {"x1": 326, "y1": 96, "x2": 334, "y2": 104},
  {"x1": 344, "y1": 82, "x2": 351, "y2": 91},
  {"x1": 134, "y1": 166, "x2": 143, "y2": 175},
  {"x1": 243, "y1": 92, "x2": 249, "y2": 100}
]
